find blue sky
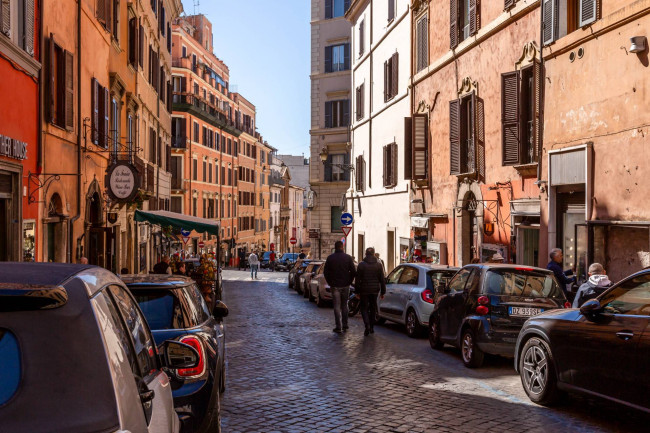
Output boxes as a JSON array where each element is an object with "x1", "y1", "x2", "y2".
[{"x1": 180, "y1": 0, "x2": 311, "y2": 156}]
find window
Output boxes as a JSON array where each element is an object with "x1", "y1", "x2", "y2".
[
  {"x1": 132, "y1": 290, "x2": 185, "y2": 329},
  {"x1": 448, "y1": 268, "x2": 472, "y2": 293},
  {"x1": 325, "y1": 0, "x2": 350, "y2": 19},
  {"x1": 91, "y1": 78, "x2": 109, "y2": 148},
  {"x1": 388, "y1": 0, "x2": 395, "y2": 21},
  {"x1": 355, "y1": 84, "x2": 364, "y2": 120},
  {"x1": 324, "y1": 99, "x2": 350, "y2": 128},
  {"x1": 399, "y1": 267, "x2": 419, "y2": 285},
  {"x1": 384, "y1": 53, "x2": 398, "y2": 102},
  {"x1": 0, "y1": 329, "x2": 20, "y2": 405},
  {"x1": 47, "y1": 37, "x2": 74, "y2": 130},
  {"x1": 355, "y1": 155, "x2": 365, "y2": 192},
  {"x1": 192, "y1": 158, "x2": 197, "y2": 181},
  {"x1": 193, "y1": 121, "x2": 199, "y2": 143},
  {"x1": 543, "y1": 0, "x2": 598, "y2": 46},
  {"x1": 358, "y1": 19, "x2": 365, "y2": 56},
  {"x1": 324, "y1": 153, "x2": 350, "y2": 182},
  {"x1": 450, "y1": 0, "x2": 479, "y2": 49},
  {"x1": 208, "y1": 163, "x2": 212, "y2": 183},
  {"x1": 2, "y1": 0, "x2": 35, "y2": 54},
  {"x1": 127, "y1": 114, "x2": 133, "y2": 155},
  {"x1": 331, "y1": 206, "x2": 343, "y2": 232},
  {"x1": 128, "y1": 17, "x2": 138, "y2": 67},
  {"x1": 600, "y1": 274, "x2": 650, "y2": 316},
  {"x1": 383, "y1": 143, "x2": 397, "y2": 188},
  {"x1": 501, "y1": 64, "x2": 542, "y2": 166},
  {"x1": 325, "y1": 43, "x2": 350, "y2": 72},
  {"x1": 449, "y1": 93, "x2": 484, "y2": 179},
  {"x1": 202, "y1": 160, "x2": 206, "y2": 182},
  {"x1": 172, "y1": 117, "x2": 186, "y2": 148},
  {"x1": 96, "y1": 0, "x2": 113, "y2": 34},
  {"x1": 415, "y1": 14, "x2": 428, "y2": 72},
  {"x1": 192, "y1": 197, "x2": 197, "y2": 216}
]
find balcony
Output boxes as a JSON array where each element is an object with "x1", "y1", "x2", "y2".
[{"x1": 173, "y1": 92, "x2": 242, "y2": 137}]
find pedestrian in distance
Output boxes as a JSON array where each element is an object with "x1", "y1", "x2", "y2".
[
  {"x1": 375, "y1": 252, "x2": 386, "y2": 276},
  {"x1": 489, "y1": 253, "x2": 505, "y2": 263},
  {"x1": 269, "y1": 250, "x2": 276, "y2": 272},
  {"x1": 238, "y1": 250, "x2": 246, "y2": 270},
  {"x1": 299, "y1": 250, "x2": 307, "y2": 260},
  {"x1": 153, "y1": 256, "x2": 172, "y2": 275},
  {"x1": 355, "y1": 247, "x2": 386, "y2": 336},
  {"x1": 173, "y1": 262, "x2": 187, "y2": 276},
  {"x1": 249, "y1": 251, "x2": 260, "y2": 279},
  {"x1": 572, "y1": 263, "x2": 612, "y2": 308},
  {"x1": 323, "y1": 241, "x2": 356, "y2": 334},
  {"x1": 79, "y1": 256, "x2": 88, "y2": 264},
  {"x1": 546, "y1": 248, "x2": 575, "y2": 296}
]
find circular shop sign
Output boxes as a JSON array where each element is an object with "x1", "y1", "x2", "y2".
[{"x1": 106, "y1": 162, "x2": 140, "y2": 202}]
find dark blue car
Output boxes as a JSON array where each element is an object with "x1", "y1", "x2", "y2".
[{"x1": 122, "y1": 274, "x2": 229, "y2": 433}]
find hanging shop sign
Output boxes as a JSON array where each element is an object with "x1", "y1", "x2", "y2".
[
  {"x1": 105, "y1": 162, "x2": 140, "y2": 202},
  {"x1": 0, "y1": 134, "x2": 28, "y2": 160}
]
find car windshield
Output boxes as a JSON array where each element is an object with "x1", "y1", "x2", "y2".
[
  {"x1": 427, "y1": 270, "x2": 457, "y2": 290},
  {"x1": 262, "y1": 252, "x2": 271, "y2": 260},
  {"x1": 485, "y1": 270, "x2": 564, "y2": 299},
  {"x1": 132, "y1": 289, "x2": 185, "y2": 329},
  {"x1": 0, "y1": 329, "x2": 20, "y2": 405}
]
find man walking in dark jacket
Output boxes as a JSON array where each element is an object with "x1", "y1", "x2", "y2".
[
  {"x1": 546, "y1": 248, "x2": 575, "y2": 296},
  {"x1": 355, "y1": 247, "x2": 387, "y2": 336},
  {"x1": 572, "y1": 263, "x2": 612, "y2": 308},
  {"x1": 324, "y1": 241, "x2": 356, "y2": 334}
]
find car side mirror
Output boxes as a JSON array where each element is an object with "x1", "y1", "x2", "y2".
[
  {"x1": 161, "y1": 340, "x2": 199, "y2": 370},
  {"x1": 579, "y1": 299, "x2": 602, "y2": 316},
  {"x1": 213, "y1": 300, "x2": 229, "y2": 318}
]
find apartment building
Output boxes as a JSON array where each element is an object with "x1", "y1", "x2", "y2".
[
  {"x1": 254, "y1": 140, "x2": 274, "y2": 251},
  {"x1": 309, "y1": 0, "x2": 353, "y2": 259},
  {"x1": 345, "y1": 0, "x2": 411, "y2": 272}
]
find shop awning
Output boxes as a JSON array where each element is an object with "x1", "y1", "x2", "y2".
[
  {"x1": 134, "y1": 210, "x2": 220, "y2": 236},
  {"x1": 411, "y1": 217, "x2": 430, "y2": 228}
]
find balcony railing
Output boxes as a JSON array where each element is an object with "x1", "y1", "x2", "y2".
[{"x1": 173, "y1": 92, "x2": 242, "y2": 136}]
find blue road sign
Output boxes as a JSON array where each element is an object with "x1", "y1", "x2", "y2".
[
  {"x1": 180, "y1": 229, "x2": 191, "y2": 237},
  {"x1": 340, "y1": 212, "x2": 353, "y2": 226}
]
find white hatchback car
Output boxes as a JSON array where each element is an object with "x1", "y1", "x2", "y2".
[{"x1": 0, "y1": 263, "x2": 200, "y2": 433}]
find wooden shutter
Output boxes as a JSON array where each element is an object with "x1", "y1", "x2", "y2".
[
  {"x1": 105, "y1": 0, "x2": 112, "y2": 33},
  {"x1": 469, "y1": 0, "x2": 478, "y2": 36},
  {"x1": 416, "y1": 15, "x2": 428, "y2": 72},
  {"x1": 1, "y1": 0, "x2": 10, "y2": 36},
  {"x1": 579, "y1": 0, "x2": 598, "y2": 27},
  {"x1": 47, "y1": 36, "x2": 56, "y2": 123},
  {"x1": 139, "y1": 23, "x2": 144, "y2": 67},
  {"x1": 504, "y1": 0, "x2": 515, "y2": 10},
  {"x1": 65, "y1": 51, "x2": 74, "y2": 130},
  {"x1": 532, "y1": 61, "x2": 543, "y2": 163},
  {"x1": 412, "y1": 114, "x2": 428, "y2": 180},
  {"x1": 542, "y1": 0, "x2": 556, "y2": 45},
  {"x1": 355, "y1": 155, "x2": 362, "y2": 191},
  {"x1": 383, "y1": 60, "x2": 389, "y2": 102},
  {"x1": 390, "y1": 143, "x2": 397, "y2": 186},
  {"x1": 24, "y1": 0, "x2": 34, "y2": 54},
  {"x1": 92, "y1": 78, "x2": 99, "y2": 144},
  {"x1": 102, "y1": 86, "x2": 109, "y2": 148},
  {"x1": 97, "y1": 0, "x2": 107, "y2": 26},
  {"x1": 359, "y1": 20, "x2": 365, "y2": 55},
  {"x1": 501, "y1": 71, "x2": 520, "y2": 165},
  {"x1": 391, "y1": 52, "x2": 398, "y2": 98},
  {"x1": 167, "y1": 23, "x2": 171, "y2": 53},
  {"x1": 475, "y1": 96, "x2": 485, "y2": 182},
  {"x1": 325, "y1": 46, "x2": 332, "y2": 73},
  {"x1": 388, "y1": 0, "x2": 395, "y2": 21},
  {"x1": 344, "y1": 43, "x2": 350, "y2": 70},
  {"x1": 342, "y1": 100, "x2": 350, "y2": 126},
  {"x1": 450, "y1": 0, "x2": 459, "y2": 49},
  {"x1": 324, "y1": 155, "x2": 333, "y2": 181},
  {"x1": 449, "y1": 100, "x2": 461, "y2": 174},
  {"x1": 382, "y1": 145, "x2": 389, "y2": 187},
  {"x1": 325, "y1": 0, "x2": 332, "y2": 19},
  {"x1": 129, "y1": 18, "x2": 137, "y2": 66},
  {"x1": 404, "y1": 117, "x2": 413, "y2": 179}
]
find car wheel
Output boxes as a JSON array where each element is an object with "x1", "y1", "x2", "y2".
[
  {"x1": 461, "y1": 328, "x2": 485, "y2": 368},
  {"x1": 308, "y1": 287, "x2": 315, "y2": 302},
  {"x1": 316, "y1": 290, "x2": 326, "y2": 308},
  {"x1": 429, "y1": 318, "x2": 444, "y2": 350},
  {"x1": 303, "y1": 283, "x2": 310, "y2": 298},
  {"x1": 288, "y1": 277, "x2": 293, "y2": 289},
  {"x1": 520, "y1": 337, "x2": 561, "y2": 406},
  {"x1": 405, "y1": 309, "x2": 423, "y2": 338}
]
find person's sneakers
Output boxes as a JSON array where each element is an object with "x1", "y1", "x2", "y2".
[
  {"x1": 333, "y1": 328, "x2": 342, "y2": 334},
  {"x1": 364, "y1": 328, "x2": 370, "y2": 336},
  {"x1": 342, "y1": 326, "x2": 349, "y2": 331},
  {"x1": 369, "y1": 327, "x2": 374, "y2": 334}
]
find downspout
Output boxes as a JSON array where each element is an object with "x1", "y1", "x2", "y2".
[
  {"x1": 36, "y1": 0, "x2": 43, "y2": 175},
  {"x1": 537, "y1": 2, "x2": 545, "y2": 183},
  {"x1": 68, "y1": 0, "x2": 82, "y2": 263}
]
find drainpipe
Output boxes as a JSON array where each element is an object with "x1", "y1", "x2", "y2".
[
  {"x1": 537, "y1": 2, "x2": 545, "y2": 183},
  {"x1": 36, "y1": 0, "x2": 43, "y2": 175},
  {"x1": 67, "y1": 0, "x2": 82, "y2": 263}
]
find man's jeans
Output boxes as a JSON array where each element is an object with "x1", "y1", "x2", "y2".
[
  {"x1": 331, "y1": 286, "x2": 350, "y2": 330},
  {"x1": 360, "y1": 294, "x2": 379, "y2": 330},
  {"x1": 250, "y1": 264, "x2": 258, "y2": 278}
]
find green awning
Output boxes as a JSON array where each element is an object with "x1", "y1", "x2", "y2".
[{"x1": 134, "y1": 210, "x2": 220, "y2": 236}]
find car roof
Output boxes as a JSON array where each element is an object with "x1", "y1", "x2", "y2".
[
  {"x1": 399, "y1": 263, "x2": 460, "y2": 272},
  {"x1": 464, "y1": 263, "x2": 553, "y2": 274},
  {"x1": 120, "y1": 274, "x2": 195, "y2": 288},
  {"x1": 0, "y1": 262, "x2": 94, "y2": 287}
]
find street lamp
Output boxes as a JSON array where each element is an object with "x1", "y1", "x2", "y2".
[{"x1": 319, "y1": 147, "x2": 355, "y2": 171}]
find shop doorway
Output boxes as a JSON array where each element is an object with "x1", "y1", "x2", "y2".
[
  {"x1": 517, "y1": 226, "x2": 539, "y2": 267},
  {"x1": 555, "y1": 189, "x2": 586, "y2": 273},
  {"x1": 88, "y1": 192, "x2": 105, "y2": 267},
  {"x1": 387, "y1": 230, "x2": 395, "y2": 271}
]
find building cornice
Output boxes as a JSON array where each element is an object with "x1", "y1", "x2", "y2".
[{"x1": 345, "y1": 0, "x2": 370, "y2": 22}]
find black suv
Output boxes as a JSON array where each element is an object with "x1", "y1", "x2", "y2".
[{"x1": 428, "y1": 264, "x2": 568, "y2": 368}]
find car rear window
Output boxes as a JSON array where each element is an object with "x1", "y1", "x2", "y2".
[
  {"x1": 427, "y1": 271, "x2": 456, "y2": 290},
  {"x1": 485, "y1": 270, "x2": 564, "y2": 299},
  {"x1": 183, "y1": 284, "x2": 212, "y2": 327},
  {"x1": 0, "y1": 329, "x2": 20, "y2": 405},
  {"x1": 132, "y1": 289, "x2": 185, "y2": 329}
]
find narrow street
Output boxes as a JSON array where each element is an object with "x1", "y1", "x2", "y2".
[{"x1": 219, "y1": 269, "x2": 648, "y2": 433}]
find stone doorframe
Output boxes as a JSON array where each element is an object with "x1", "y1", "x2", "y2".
[{"x1": 455, "y1": 180, "x2": 484, "y2": 266}]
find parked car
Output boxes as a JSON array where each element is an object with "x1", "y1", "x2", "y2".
[
  {"x1": 299, "y1": 261, "x2": 324, "y2": 298},
  {"x1": 260, "y1": 251, "x2": 271, "y2": 268},
  {"x1": 122, "y1": 274, "x2": 229, "y2": 433},
  {"x1": 377, "y1": 264, "x2": 459, "y2": 338},
  {"x1": 514, "y1": 269, "x2": 650, "y2": 412},
  {"x1": 288, "y1": 259, "x2": 312, "y2": 291},
  {"x1": 277, "y1": 253, "x2": 299, "y2": 272},
  {"x1": 309, "y1": 264, "x2": 333, "y2": 307},
  {"x1": 0, "y1": 263, "x2": 199, "y2": 433},
  {"x1": 429, "y1": 264, "x2": 569, "y2": 368}
]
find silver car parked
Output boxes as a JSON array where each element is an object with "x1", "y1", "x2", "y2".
[
  {"x1": 378, "y1": 264, "x2": 459, "y2": 337},
  {"x1": 0, "y1": 263, "x2": 200, "y2": 433}
]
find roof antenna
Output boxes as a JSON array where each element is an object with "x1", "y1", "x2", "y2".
[{"x1": 194, "y1": 0, "x2": 200, "y2": 15}]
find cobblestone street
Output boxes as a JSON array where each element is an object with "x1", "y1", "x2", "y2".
[{"x1": 220, "y1": 270, "x2": 648, "y2": 433}]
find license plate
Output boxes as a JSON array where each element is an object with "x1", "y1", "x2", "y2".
[{"x1": 509, "y1": 307, "x2": 543, "y2": 317}]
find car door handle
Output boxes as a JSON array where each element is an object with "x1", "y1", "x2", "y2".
[{"x1": 616, "y1": 331, "x2": 634, "y2": 341}]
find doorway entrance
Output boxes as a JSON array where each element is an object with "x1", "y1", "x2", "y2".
[{"x1": 386, "y1": 230, "x2": 395, "y2": 272}]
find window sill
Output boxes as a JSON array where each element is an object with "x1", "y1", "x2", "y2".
[
  {"x1": 0, "y1": 34, "x2": 40, "y2": 77},
  {"x1": 513, "y1": 162, "x2": 538, "y2": 176}
]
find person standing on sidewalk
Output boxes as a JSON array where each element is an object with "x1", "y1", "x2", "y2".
[
  {"x1": 355, "y1": 247, "x2": 386, "y2": 336},
  {"x1": 248, "y1": 251, "x2": 260, "y2": 280},
  {"x1": 269, "y1": 250, "x2": 276, "y2": 272},
  {"x1": 324, "y1": 241, "x2": 356, "y2": 334}
]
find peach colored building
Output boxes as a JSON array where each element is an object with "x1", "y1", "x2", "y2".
[{"x1": 409, "y1": 0, "x2": 544, "y2": 266}]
